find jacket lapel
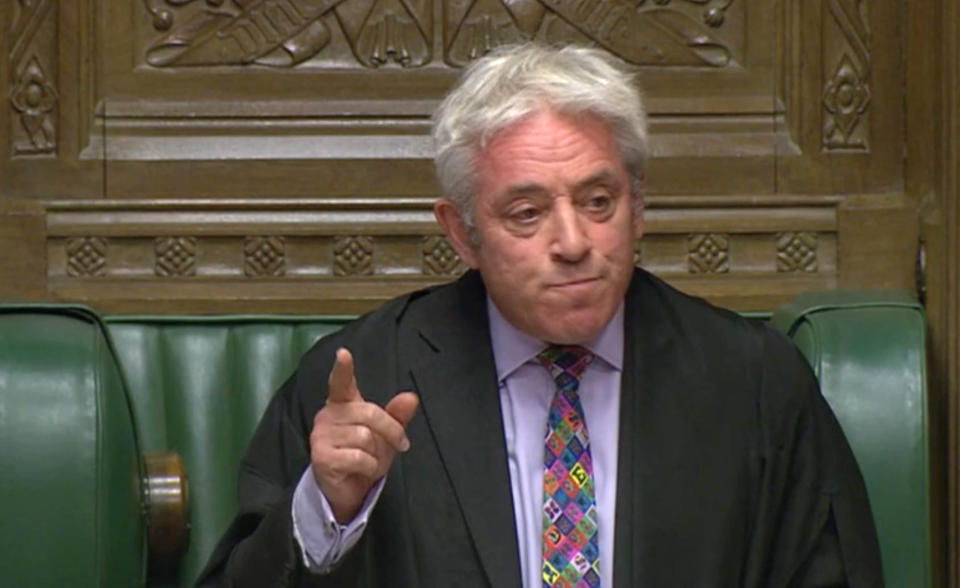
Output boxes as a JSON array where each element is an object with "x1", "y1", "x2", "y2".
[
  {"x1": 406, "y1": 272, "x2": 523, "y2": 588},
  {"x1": 613, "y1": 270, "x2": 678, "y2": 586}
]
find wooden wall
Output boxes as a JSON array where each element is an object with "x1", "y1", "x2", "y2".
[{"x1": 0, "y1": 0, "x2": 917, "y2": 314}]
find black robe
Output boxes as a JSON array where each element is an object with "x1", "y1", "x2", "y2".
[{"x1": 199, "y1": 269, "x2": 883, "y2": 587}]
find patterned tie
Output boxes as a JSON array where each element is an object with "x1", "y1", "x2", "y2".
[{"x1": 538, "y1": 345, "x2": 600, "y2": 588}]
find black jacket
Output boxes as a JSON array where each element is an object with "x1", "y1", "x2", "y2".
[{"x1": 200, "y1": 269, "x2": 883, "y2": 587}]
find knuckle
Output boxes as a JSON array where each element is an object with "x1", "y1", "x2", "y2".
[
  {"x1": 359, "y1": 402, "x2": 379, "y2": 422},
  {"x1": 355, "y1": 425, "x2": 374, "y2": 446}
]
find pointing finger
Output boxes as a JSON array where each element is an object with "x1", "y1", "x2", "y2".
[{"x1": 327, "y1": 348, "x2": 360, "y2": 404}]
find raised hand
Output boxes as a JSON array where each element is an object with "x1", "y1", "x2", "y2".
[{"x1": 309, "y1": 348, "x2": 419, "y2": 523}]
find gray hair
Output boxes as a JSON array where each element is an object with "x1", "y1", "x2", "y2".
[{"x1": 431, "y1": 43, "x2": 649, "y2": 229}]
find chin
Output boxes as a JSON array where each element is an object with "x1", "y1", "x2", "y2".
[{"x1": 538, "y1": 319, "x2": 605, "y2": 346}]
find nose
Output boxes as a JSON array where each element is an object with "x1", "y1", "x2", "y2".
[{"x1": 549, "y1": 199, "x2": 590, "y2": 262}]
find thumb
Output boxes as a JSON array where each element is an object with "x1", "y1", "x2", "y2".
[{"x1": 385, "y1": 391, "x2": 419, "y2": 428}]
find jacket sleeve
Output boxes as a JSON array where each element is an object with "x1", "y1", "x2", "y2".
[
  {"x1": 195, "y1": 341, "x2": 377, "y2": 587},
  {"x1": 743, "y1": 328, "x2": 884, "y2": 588}
]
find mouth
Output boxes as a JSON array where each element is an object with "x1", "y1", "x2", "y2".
[{"x1": 548, "y1": 277, "x2": 600, "y2": 289}]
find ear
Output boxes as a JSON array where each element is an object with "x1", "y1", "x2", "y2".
[{"x1": 433, "y1": 199, "x2": 480, "y2": 268}]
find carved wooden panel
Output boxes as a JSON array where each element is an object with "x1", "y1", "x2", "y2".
[
  {"x1": 8, "y1": 0, "x2": 58, "y2": 157},
  {"x1": 0, "y1": 0, "x2": 917, "y2": 316},
  {"x1": 26, "y1": 194, "x2": 868, "y2": 313}
]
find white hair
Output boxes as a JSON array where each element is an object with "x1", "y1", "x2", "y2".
[{"x1": 432, "y1": 43, "x2": 648, "y2": 229}]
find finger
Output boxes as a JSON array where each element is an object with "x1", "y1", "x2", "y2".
[
  {"x1": 323, "y1": 447, "x2": 380, "y2": 480},
  {"x1": 328, "y1": 424, "x2": 379, "y2": 456},
  {"x1": 327, "y1": 348, "x2": 360, "y2": 404},
  {"x1": 347, "y1": 402, "x2": 411, "y2": 453},
  {"x1": 385, "y1": 391, "x2": 420, "y2": 447}
]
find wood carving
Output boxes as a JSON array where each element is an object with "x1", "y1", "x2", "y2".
[
  {"x1": 140, "y1": 0, "x2": 737, "y2": 68},
  {"x1": 445, "y1": 0, "x2": 738, "y2": 67},
  {"x1": 333, "y1": 235, "x2": 373, "y2": 275},
  {"x1": 687, "y1": 233, "x2": 729, "y2": 273},
  {"x1": 155, "y1": 237, "x2": 198, "y2": 277},
  {"x1": 822, "y1": 0, "x2": 870, "y2": 150},
  {"x1": 9, "y1": 0, "x2": 58, "y2": 156},
  {"x1": 144, "y1": 0, "x2": 431, "y2": 67},
  {"x1": 66, "y1": 237, "x2": 107, "y2": 277},
  {"x1": 422, "y1": 235, "x2": 465, "y2": 276},
  {"x1": 776, "y1": 232, "x2": 818, "y2": 272},
  {"x1": 244, "y1": 236, "x2": 286, "y2": 276}
]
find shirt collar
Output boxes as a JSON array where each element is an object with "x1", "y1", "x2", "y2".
[{"x1": 487, "y1": 297, "x2": 625, "y2": 382}]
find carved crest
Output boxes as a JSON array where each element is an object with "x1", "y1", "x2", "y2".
[{"x1": 142, "y1": 0, "x2": 738, "y2": 68}]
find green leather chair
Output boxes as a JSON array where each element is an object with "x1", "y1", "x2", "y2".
[
  {"x1": 0, "y1": 306, "x2": 145, "y2": 586},
  {"x1": 104, "y1": 315, "x2": 351, "y2": 587},
  {"x1": 0, "y1": 293, "x2": 933, "y2": 587},
  {"x1": 772, "y1": 291, "x2": 932, "y2": 588}
]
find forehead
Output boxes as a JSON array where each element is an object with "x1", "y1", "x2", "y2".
[{"x1": 472, "y1": 110, "x2": 626, "y2": 194}]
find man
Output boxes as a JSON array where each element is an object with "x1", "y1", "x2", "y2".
[{"x1": 201, "y1": 44, "x2": 883, "y2": 587}]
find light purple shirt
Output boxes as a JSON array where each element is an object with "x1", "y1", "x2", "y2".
[{"x1": 292, "y1": 297, "x2": 624, "y2": 587}]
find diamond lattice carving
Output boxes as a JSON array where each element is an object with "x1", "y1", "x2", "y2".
[
  {"x1": 244, "y1": 236, "x2": 286, "y2": 277},
  {"x1": 687, "y1": 233, "x2": 729, "y2": 273},
  {"x1": 333, "y1": 236, "x2": 373, "y2": 276},
  {"x1": 66, "y1": 237, "x2": 107, "y2": 277},
  {"x1": 776, "y1": 232, "x2": 818, "y2": 272},
  {"x1": 422, "y1": 236, "x2": 466, "y2": 276},
  {"x1": 155, "y1": 237, "x2": 197, "y2": 277},
  {"x1": 823, "y1": 54, "x2": 871, "y2": 149}
]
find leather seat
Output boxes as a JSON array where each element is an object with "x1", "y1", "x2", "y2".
[
  {"x1": 0, "y1": 306, "x2": 145, "y2": 586},
  {"x1": 772, "y1": 291, "x2": 932, "y2": 588},
  {"x1": 105, "y1": 315, "x2": 351, "y2": 587},
  {"x1": 0, "y1": 296, "x2": 932, "y2": 587}
]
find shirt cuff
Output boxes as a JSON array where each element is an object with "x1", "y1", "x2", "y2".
[{"x1": 291, "y1": 467, "x2": 385, "y2": 573}]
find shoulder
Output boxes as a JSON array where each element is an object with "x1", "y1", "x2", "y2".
[
  {"x1": 288, "y1": 272, "x2": 483, "y2": 402},
  {"x1": 627, "y1": 268, "x2": 787, "y2": 357},
  {"x1": 627, "y1": 268, "x2": 819, "y2": 411}
]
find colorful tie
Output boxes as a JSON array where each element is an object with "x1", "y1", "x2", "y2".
[{"x1": 538, "y1": 346, "x2": 600, "y2": 588}]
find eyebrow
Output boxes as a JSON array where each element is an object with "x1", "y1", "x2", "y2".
[
  {"x1": 502, "y1": 169, "x2": 623, "y2": 198},
  {"x1": 574, "y1": 169, "x2": 622, "y2": 193}
]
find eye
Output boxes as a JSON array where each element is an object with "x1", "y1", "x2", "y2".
[
  {"x1": 510, "y1": 206, "x2": 540, "y2": 223},
  {"x1": 584, "y1": 192, "x2": 613, "y2": 213}
]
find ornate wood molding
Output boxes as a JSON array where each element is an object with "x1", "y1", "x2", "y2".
[
  {"x1": 37, "y1": 194, "x2": 850, "y2": 313},
  {"x1": 8, "y1": 0, "x2": 58, "y2": 156},
  {"x1": 821, "y1": 0, "x2": 870, "y2": 151},
  {"x1": 137, "y1": 0, "x2": 743, "y2": 69}
]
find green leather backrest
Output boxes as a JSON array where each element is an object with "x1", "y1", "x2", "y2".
[
  {"x1": 0, "y1": 307, "x2": 145, "y2": 587},
  {"x1": 771, "y1": 291, "x2": 931, "y2": 588},
  {"x1": 104, "y1": 316, "x2": 351, "y2": 588}
]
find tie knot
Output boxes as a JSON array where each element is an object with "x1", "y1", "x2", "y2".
[{"x1": 537, "y1": 345, "x2": 594, "y2": 389}]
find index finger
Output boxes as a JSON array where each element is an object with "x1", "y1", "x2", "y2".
[{"x1": 327, "y1": 348, "x2": 360, "y2": 404}]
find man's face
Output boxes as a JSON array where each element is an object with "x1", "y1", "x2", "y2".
[{"x1": 436, "y1": 109, "x2": 644, "y2": 344}]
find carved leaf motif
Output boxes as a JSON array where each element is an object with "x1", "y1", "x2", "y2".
[
  {"x1": 446, "y1": 0, "x2": 528, "y2": 67},
  {"x1": 537, "y1": 2, "x2": 733, "y2": 66},
  {"x1": 502, "y1": 0, "x2": 547, "y2": 36},
  {"x1": 636, "y1": 8, "x2": 732, "y2": 66},
  {"x1": 10, "y1": 57, "x2": 57, "y2": 154},
  {"x1": 444, "y1": 0, "x2": 734, "y2": 67},
  {"x1": 146, "y1": 0, "x2": 345, "y2": 67},
  {"x1": 338, "y1": 0, "x2": 432, "y2": 67}
]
